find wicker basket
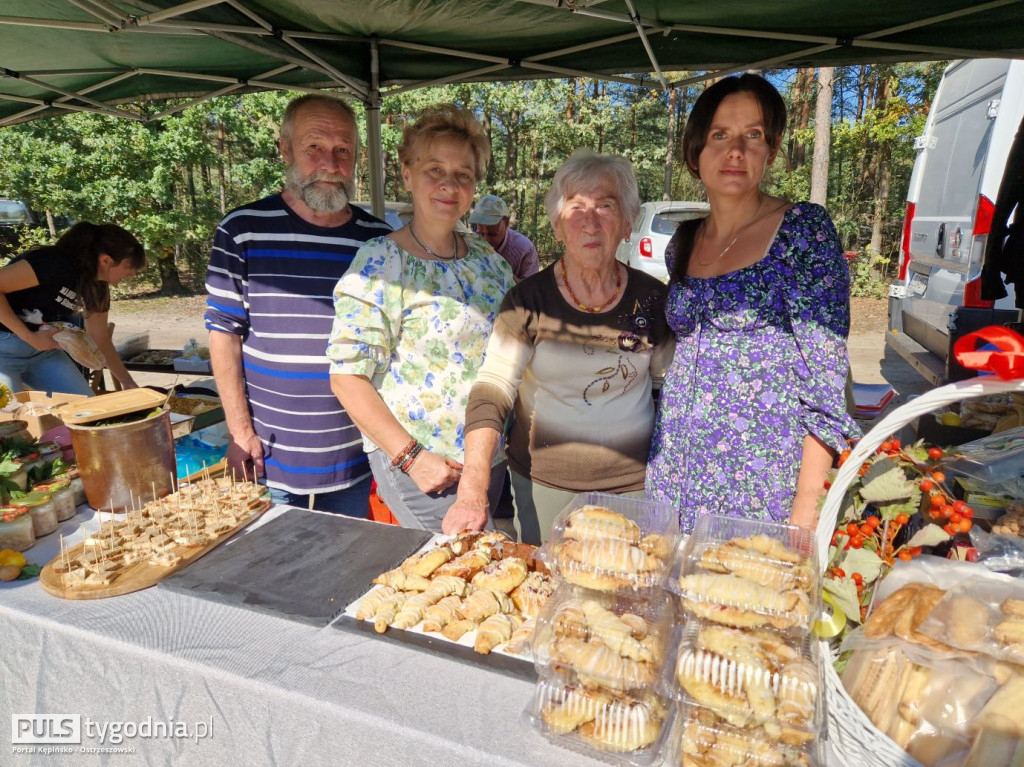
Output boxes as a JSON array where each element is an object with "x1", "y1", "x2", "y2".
[{"x1": 815, "y1": 375, "x2": 1024, "y2": 767}]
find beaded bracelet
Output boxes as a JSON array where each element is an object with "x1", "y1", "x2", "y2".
[
  {"x1": 391, "y1": 438, "x2": 419, "y2": 468},
  {"x1": 399, "y1": 442, "x2": 424, "y2": 474}
]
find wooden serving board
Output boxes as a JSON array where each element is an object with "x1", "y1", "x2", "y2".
[
  {"x1": 39, "y1": 498, "x2": 270, "y2": 600},
  {"x1": 54, "y1": 387, "x2": 168, "y2": 425}
]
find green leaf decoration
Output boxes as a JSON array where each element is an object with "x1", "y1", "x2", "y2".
[
  {"x1": 824, "y1": 578, "x2": 862, "y2": 624},
  {"x1": 877, "y1": 498, "x2": 920, "y2": 522},
  {"x1": 859, "y1": 459, "x2": 915, "y2": 503},
  {"x1": 840, "y1": 548, "x2": 884, "y2": 583},
  {"x1": 906, "y1": 524, "x2": 951, "y2": 549}
]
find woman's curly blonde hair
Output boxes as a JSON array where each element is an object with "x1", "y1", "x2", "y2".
[{"x1": 397, "y1": 104, "x2": 491, "y2": 181}]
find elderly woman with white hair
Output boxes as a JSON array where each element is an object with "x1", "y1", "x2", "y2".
[{"x1": 444, "y1": 149, "x2": 676, "y2": 544}]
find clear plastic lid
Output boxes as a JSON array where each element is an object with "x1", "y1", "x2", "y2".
[
  {"x1": 673, "y1": 700, "x2": 820, "y2": 766},
  {"x1": 669, "y1": 620, "x2": 823, "y2": 746},
  {"x1": 525, "y1": 677, "x2": 673, "y2": 764},
  {"x1": 672, "y1": 516, "x2": 819, "y2": 633},
  {"x1": 536, "y1": 492, "x2": 680, "y2": 592},
  {"x1": 532, "y1": 582, "x2": 675, "y2": 693},
  {"x1": 944, "y1": 426, "x2": 1024, "y2": 484}
]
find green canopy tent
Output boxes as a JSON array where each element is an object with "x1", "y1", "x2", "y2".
[{"x1": 2, "y1": 0, "x2": 1023, "y2": 213}]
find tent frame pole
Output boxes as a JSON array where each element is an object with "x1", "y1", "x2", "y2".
[{"x1": 366, "y1": 38, "x2": 385, "y2": 221}]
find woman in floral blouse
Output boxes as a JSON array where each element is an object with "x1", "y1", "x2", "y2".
[
  {"x1": 328, "y1": 105, "x2": 514, "y2": 532},
  {"x1": 645, "y1": 74, "x2": 860, "y2": 533}
]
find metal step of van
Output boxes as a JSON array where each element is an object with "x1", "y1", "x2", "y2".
[{"x1": 884, "y1": 330, "x2": 946, "y2": 386}]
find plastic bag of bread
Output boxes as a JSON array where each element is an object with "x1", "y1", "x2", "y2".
[
  {"x1": 916, "y1": 574, "x2": 1024, "y2": 663},
  {"x1": 842, "y1": 644, "x2": 999, "y2": 766},
  {"x1": 44, "y1": 322, "x2": 105, "y2": 370}
]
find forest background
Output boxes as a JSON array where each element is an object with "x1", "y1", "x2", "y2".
[{"x1": 0, "y1": 62, "x2": 945, "y2": 299}]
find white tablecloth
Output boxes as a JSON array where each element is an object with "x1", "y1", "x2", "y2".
[{"x1": 0, "y1": 506, "x2": 604, "y2": 767}]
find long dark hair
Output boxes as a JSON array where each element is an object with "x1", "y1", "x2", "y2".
[{"x1": 52, "y1": 222, "x2": 145, "y2": 312}]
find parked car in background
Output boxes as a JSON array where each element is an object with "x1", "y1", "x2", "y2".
[
  {"x1": 0, "y1": 198, "x2": 39, "y2": 258},
  {"x1": 887, "y1": 58, "x2": 1024, "y2": 384},
  {"x1": 615, "y1": 200, "x2": 709, "y2": 282},
  {"x1": 351, "y1": 200, "x2": 407, "y2": 230}
]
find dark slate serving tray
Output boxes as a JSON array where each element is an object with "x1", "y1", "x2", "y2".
[{"x1": 158, "y1": 509, "x2": 432, "y2": 627}]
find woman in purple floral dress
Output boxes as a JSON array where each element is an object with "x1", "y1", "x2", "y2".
[{"x1": 646, "y1": 74, "x2": 860, "y2": 533}]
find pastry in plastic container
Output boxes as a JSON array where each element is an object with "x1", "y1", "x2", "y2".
[
  {"x1": 532, "y1": 582, "x2": 675, "y2": 693},
  {"x1": 526, "y1": 676, "x2": 673, "y2": 764},
  {"x1": 672, "y1": 516, "x2": 819, "y2": 633},
  {"x1": 669, "y1": 620, "x2": 823, "y2": 749},
  {"x1": 536, "y1": 492, "x2": 680, "y2": 592},
  {"x1": 673, "y1": 701, "x2": 819, "y2": 766}
]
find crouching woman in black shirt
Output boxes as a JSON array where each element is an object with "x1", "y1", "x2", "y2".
[{"x1": 0, "y1": 222, "x2": 146, "y2": 395}]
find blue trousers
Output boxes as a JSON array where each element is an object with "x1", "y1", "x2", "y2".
[
  {"x1": 265, "y1": 474, "x2": 372, "y2": 518},
  {"x1": 0, "y1": 331, "x2": 93, "y2": 396}
]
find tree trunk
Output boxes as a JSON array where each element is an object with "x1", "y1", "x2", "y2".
[
  {"x1": 45, "y1": 209, "x2": 57, "y2": 238},
  {"x1": 869, "y1": 72, "x2": 894, "y2": 260},
  {"x1": 810, "y1": 66, "x2": 834, "y2": 206},
  {"x1": 566, "y1": 77, "x2": 577, "y2": 122},
  {"x1": 789, "y1": 68, "x2": 813, "y2": 169},
  {"x1": 664, "y1": 86, "x2": 678, "y2": 200},
  {"x1": 856, "y1": 65, "x2": 868, "y2": 121},
  {"x1": 161, "y1": 246, "x2": 185, "y2": 295},
  {"x1": 217, "y1": 123, "x2": 227, "y2": 215}
]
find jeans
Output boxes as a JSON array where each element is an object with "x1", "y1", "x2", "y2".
[
  {"x1": 0, "y1": 331, "x2": 94, "y2": 396},
  {"x1": 264, "y1": 474, "x2": 372, "y2": 518}
]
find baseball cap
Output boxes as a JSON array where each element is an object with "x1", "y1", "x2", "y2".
[{"x1": 469, "y1": 195, "x2": 510, "y2": 225}]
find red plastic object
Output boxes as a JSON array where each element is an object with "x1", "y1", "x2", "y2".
[{"x1": 368, "y1": 479, "x2": 399, "y2": 525}]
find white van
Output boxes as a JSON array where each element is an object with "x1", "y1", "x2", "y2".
[{"x1": 887, "y1": 58, "x2": 1024, "y2": 384}]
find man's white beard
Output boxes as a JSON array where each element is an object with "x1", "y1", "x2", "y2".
[{"x1": 287, "y1": 165, "x2": 353, "y2": 213}]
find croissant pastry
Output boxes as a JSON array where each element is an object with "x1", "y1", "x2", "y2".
[
  {"x1": 433, "y1": 547, "x2": 492, "y2": 580},
  {"x1": 580, "y1": 600, "x2": 655, "y2": 662},
  {"x1": 510, "y1": 571, "x2": 554, "y2": 619},
  {"x1": 563, "y1": 505, "x2": 641, "y2": 544},
  {"x1": 373, "y1": 592, "x2": 407, "y2": 634},
  {"x1": 422, "y1": 595, "x2": 462, "y2": 633},
  {"x1": 442, "y1": 618, "x2": 476, "y2": 641},
  {"x1": 471, "y1": 557, "x2": 528, "y2": 594},
  {"x1": 422, "y1": 575, "x2": 470, "y2": 601},
  {"x1": 540, "y1": 686, "x2": 612, "y2": 734},
  {"x1": 355, "y1": 586, "x2": 396, "y2": 620},
  {"x1": 391, "y1": 591, "x2": 442, "y2": 630},
  {"x1": 678, "y1": 573, "x2": 809, "y2": 630},
  {"x1": 474, "y1": 613, "x2": 523, "y2": 655},
  {"x1": 553, "y1": 637, "x2": 657, "y2": 691},
  {"x1": 504, "y1": 617, "x2": 536, "y2": 657},
  {"x1": 372, "y1": 568, "x2": 432, "y2": 592},
  {"x1": 401, "y1": 546, "x2": 453, "y2": 577},
  {"x1": 457, "y1": 588, "x2": 515, "y2": 623},
  {"x1": 576, "y1": 697, "x2": 664, "y2": 752},
  {"x1": 698, "y1": 542, "x2": 812, "y2": 593},
  {"x1": 637, "y1": 533, "x2": 671, "y2": 560},
  {"x1": 729, "y1": 534, "x2": 801, "y2": 564},
  {"x1": 561, "y1": 538, "x2": 661, "y2": 575}
]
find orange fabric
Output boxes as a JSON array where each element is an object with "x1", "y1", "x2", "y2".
[{"x1": 368, "y1": 479, "x2": 399, "y2": 525}]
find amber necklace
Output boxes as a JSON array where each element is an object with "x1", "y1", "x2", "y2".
[{"x1": 560, "y1": 258, "x2": 622, "y2": 313}]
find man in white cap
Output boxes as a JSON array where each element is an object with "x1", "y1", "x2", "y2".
[{"x1": 469, "y1": 194, "x2": 539, "y2": 282}]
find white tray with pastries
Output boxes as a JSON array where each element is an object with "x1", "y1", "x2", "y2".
[{"x1": 341, "y1": 530, "x2": 556, "y2": 677}]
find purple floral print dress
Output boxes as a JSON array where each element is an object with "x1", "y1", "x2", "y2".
[{"x1": 646, "y1": 203, "x2": 861, "y2": 532}]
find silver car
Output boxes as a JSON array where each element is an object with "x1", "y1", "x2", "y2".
[{"x1": 615, "y1": 200, "x2": 709, "y2": 282}]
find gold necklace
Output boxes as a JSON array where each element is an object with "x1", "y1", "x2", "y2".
[
  {"x1": 694, "y1": 196, "x2": 765, "y2": 267},
  {"x1": 560, "y1": 258, "x2": 622, "y2": 313},
  {"x1": 409, "y1": 222, "x2": 459, "y2": 260}
]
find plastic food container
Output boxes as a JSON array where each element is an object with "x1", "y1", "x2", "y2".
[
  {"x1": 526, "y1": 676, "x2": 673, "y2": 765},
  {"x1": 16, "y1": 452, "x2": 44, "y2": 478},
  {"x1": 34, "y1": 478, "x2": 75, "y2": 522},
  {"x1": 945, "y1": 426, "x2": 1024, "y2": 485},
  {"x1": 19, "y1": 490, "x2": 58, "y2": 537},
  {"x1": 536, "y1": 492, "x2": 680, "y2": 592},
  {"x1": 669, "y1": 620, "x2": 823, "y2": 749},
  {"x1": 54, "y1": 467, "x2": 86, "y2": 507},
  {"x1": 672, "y1": 701, "x2": 820, "y2": 766},
  {"x1": 672, "y1": 515, "x2": 819, "y2": 633},
  {"x1": 0, "y1": 505, "x2": 35, "y2": 551},
  {"x1": 532, "y1": 582, "x2": 675, "y2": 693}
]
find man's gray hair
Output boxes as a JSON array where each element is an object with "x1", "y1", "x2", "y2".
[
  {"x1": 279, "y1": 94, "x2": 360, "y2": 150},
  {"x1": 544, "y1": 149, "x2": 641, "y2": 229}
]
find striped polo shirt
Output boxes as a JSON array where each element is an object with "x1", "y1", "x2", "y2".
[{"x1": 204, "y1": 194, "x2": 391, "y2": 494}]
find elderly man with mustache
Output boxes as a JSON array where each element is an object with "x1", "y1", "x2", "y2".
[{"x1": 205, "y1": 94, "x2": 391, "y2": 516}]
